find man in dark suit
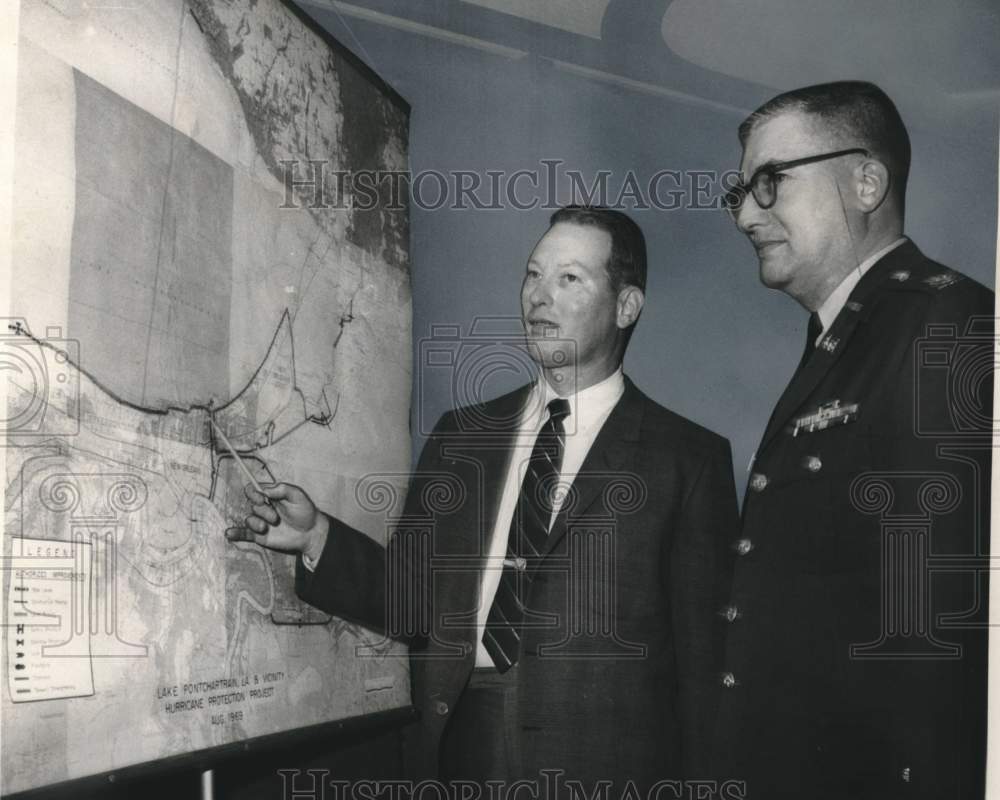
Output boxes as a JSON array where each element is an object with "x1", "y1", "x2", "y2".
[
  {"x1": 232, "y1": 206, "x2": 738, "y2": 793},
  {"x1": 717, "y1": 81, "x2": 993, "y2": 798}
]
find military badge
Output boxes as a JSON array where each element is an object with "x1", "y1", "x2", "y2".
[
  {"x1": 923, "y1": 271, "x2": 962, "y2": 290},
  {"x1": 890, "y1": 270, "x2": 910, "y2": 282},
  {"x1": 790, "y1": 399, "x2": 859, "y2": 437},
  {"x1": 820, "y1": 335, "x2": 840, "y2": 353},
  {"x1": 845, "y1": 300, "x2": 863, "y2": 312}
]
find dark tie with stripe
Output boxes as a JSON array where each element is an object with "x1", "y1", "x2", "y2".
[
  {"x1": 483, "y1": 397, "x2": 571, "y2": 672},
  {"x1": 797, "y1": 312, "x2": 823, "y2": 371}
]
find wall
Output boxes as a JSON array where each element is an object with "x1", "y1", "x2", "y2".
[{"x1": 300, "y1": 0, "x2": 998, "y2": 495}]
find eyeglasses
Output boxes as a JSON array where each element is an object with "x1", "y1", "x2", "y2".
[{"x1": 723, "y1": 148, "x2": 870, "y2": 218}]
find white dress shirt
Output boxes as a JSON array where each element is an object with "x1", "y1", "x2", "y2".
[
  {"x1": 474, "y1": 367, "x2": 625, "y2": 666},
  {"x1": 815, "y1": 237, "x2": 907, "y2": 343}
]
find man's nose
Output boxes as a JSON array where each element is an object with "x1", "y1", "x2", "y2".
[
  {"x1": 735, "y1": 193, "x2": 767, "y2": 234},
  {"x1": 527, "y1": 277, "x2": 553, "y2": 306}
]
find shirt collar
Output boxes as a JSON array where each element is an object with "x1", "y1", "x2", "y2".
[
  {"x1": 530, "y1": 367, "x2": 625, "y2": 434},
  {"x1": 816, "y1": 237, "x2": 908, "y2": 336}
]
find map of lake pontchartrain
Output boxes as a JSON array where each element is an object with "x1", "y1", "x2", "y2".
[{"x1": 3, "y1": 0, "x2": 412, "y2": 793}]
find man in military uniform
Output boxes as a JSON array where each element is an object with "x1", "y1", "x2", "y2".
[{"x1": 716, "y1": 81, "x2": 992, "y2": 798}]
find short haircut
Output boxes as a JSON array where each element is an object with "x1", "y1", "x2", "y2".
[
  {"x1": 549, "y1": 205, "x2": 647, "y2": 293},
  {"x1": 738, "y1": 81, "x2": 911, "y2": 204}
]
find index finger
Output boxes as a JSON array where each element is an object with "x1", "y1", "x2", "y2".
[
  {"x1": 225, "y1": 526, "x2": 265, "y2": 545},
  {"x1": 244, "y1": 482, "x2": 287, "y2": 505}
]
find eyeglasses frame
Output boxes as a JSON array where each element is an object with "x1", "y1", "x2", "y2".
[{"x1": 724, "y1": 147, "x2": 871, "y2": 218}]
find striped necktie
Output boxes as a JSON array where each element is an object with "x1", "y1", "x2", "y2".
[{"x1": 483, "y1": 397, "x2": 571, "y2": 672}]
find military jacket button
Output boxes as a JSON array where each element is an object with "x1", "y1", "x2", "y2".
[
  {"x1": 723, "y1": 605, "x2": 740, "y2": 623},
  {"x1": 721, "y1": 672, "x2": 737, "y2": 688},
  {"x1": 804, "y1": 455, "x2": 823, "y2": 472},
  {"x1": 735, "y1": 538, "x2": 753, "y2": 556},
  {"x1": 749, "y1": 473, "x2": 768, "y2": 492},
  {"x1": 434, "y1": 700, "x2": 449, "y2": 716}
]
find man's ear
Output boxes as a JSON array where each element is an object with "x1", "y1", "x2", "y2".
[
  {"x1": 856, "y1": 157, "x2": 891, "y2": 213},
  {"x1": 616, "y1": 286, "x2": 645, "y2": 329}
]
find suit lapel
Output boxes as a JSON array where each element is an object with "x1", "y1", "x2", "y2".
[
  {"x1": 758, "y1": 241, "x2": 918, "y2": 453},
  {"x1": 758, "y1": 306, "x2": 863, "y2": 451},
  {"x1": 460, "y1": 385, "x2": 531, "y2": 555},
  {"x1": 543, "y1": 377, "x2": 644, "y2": 556}
]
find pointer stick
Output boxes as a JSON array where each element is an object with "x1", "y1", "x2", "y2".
[{"x1": 209, "y1": 417, "x2": 267, "y2": 497}]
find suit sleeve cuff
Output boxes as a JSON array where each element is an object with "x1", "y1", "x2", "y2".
[
  {"x1": 301, "y1": 550, "x2": 319, "y2": 572},
  {"x1": 295, "y1": 513, "x2": 332, "y2": 597}
]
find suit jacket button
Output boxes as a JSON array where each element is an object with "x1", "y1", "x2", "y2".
[
  {"x1": 723, "y1": 605, "x2": 740, "y2": 622},
  {"x1": 434, "y1": 701, "x2": 449, "y2": 716},
  {"x1": 749, "y1": 473, "x2": 768, "y2": 492},
  {"x1": 721, "y1": 672, "x2": 737, "y2": 688},
  {"x1": 735, "y1": 538, "x2": 754, "y2": 556},
  {"x1": 804, "y1": 455, "x2": 822, "y2": 472}
]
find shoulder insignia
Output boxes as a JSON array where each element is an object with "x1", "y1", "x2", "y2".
[
  {"x1": 890, "y1": 270, "x2": 910, "y2": 282},
  {"x1": 923, "y1": 271, "x2": 963, "y2": 290}
]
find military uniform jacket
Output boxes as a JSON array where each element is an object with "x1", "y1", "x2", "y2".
[
  {"x1": 715, "y1": 240, "x2": 993, "y2": 798},
  {"x1": 297, "y1": 376, "x2": 737, "y2": 790}
]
